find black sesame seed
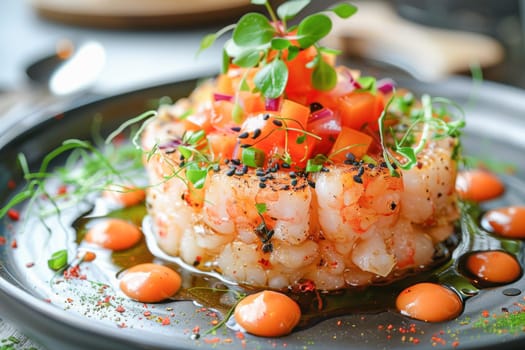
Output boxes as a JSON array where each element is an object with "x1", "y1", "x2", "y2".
[
  {"x1": 390, "y1": 202, "x2": 397, "y2": 210},
  {"x1": 345, "y1": 153, "x2": 356, "y2": 162},
  {"x1": 321, "y1": 167, "x2": 329, "y2": 172},
  {"x1": 309, "y1": 102, "x2": 324, "y2": 112},
  {"x1": 235, "y1": 168, "x2": 244, "y2": 176},
  {"x1": 238, "y1": 132, "x2": 249, "y2": 139},
  {"x1": 252, "y1": 129, "x2": 261, "y2": 139},
  {"x1": 272, "y1": 119, "x2": 283, "y2": 127},
  {"x1": 353, "y1": 175, "x2": 363, "y2": 184},
  {"x1": 240, "y1": 144, "x2": 250, "y2": 148},
  {"x1": 291, "y1": 179, "x2": 298, "y2": 186},
  {"x1": 259, "y1": 182, "x2": 267, "y2": 189},
  {"x1": 367, "y1": 163, "x2": 375, "y2": 169},
  {"x1": 357, "y1": 166, "x2": 365, "y2": 177},
  {"x1": 344, "y1": 159, "x2": 353, "y2": 165},
  {"x1": 256, "y1": 169, "x2": 265, "y2": 177},
  {"x1": 259, "y1": 176, "x2": 267, "y2": 182},
  {"x1": 289, "y1": 171, "x2": 297, "y2": 178},
  {"x1": 263, "y1": 114, "x2": 270, "y2": 120},
  {"x1": 262, "y1": 242, "x2": 273, "y2": 253},
  {"x1": 231, "y1": 159, "x2": 241, "y2": 165},
  {"x1": 226, "y1": 167, "x2": 236, "y2": 176},
  {"x1": 281, "y1": 162, "x2": 290, "y2": 168},
  {"x1": 230, "y1": 126, "x2": 241, "y2": 132},
  {"x1": 308, "y1": 180, "x2": 316, "y2": 188},
  {"x1": 241, "y1": 165, "x2": 248, "y2": 174}
]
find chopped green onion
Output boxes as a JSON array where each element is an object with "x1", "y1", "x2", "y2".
[
  {"x1": 185, "y1": 165, "x2": 208, "y2": 189},
  {"x1": 48, "y1": 249, "x2": 68, "y2": 271},
  {"x1": 255, "y1": 202, "x2": 267, "y2": 214},
  {"x1": 242, "y1": 147, "x2": 266, "y2": 168},
  {"x1": 306, "y1": 158, "x2": 323, "y2": 173}
]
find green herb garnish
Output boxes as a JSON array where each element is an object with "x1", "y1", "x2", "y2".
[
  {"x1": 200, "y1": 0, "x2": 357, "y2": 98},
  {"x1": 48, "y1": 249, "x2": 68, "y2": 270}
]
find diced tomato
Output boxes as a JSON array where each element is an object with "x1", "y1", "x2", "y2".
[
  {"x1": 239, "y1": 112, "x2": 283, "y2": 154},
  {"x1": 284, "y1": 47, "x2": 317, "y2": 97},
  {"x1": 339, "y1": 91, "x2": 385, "y2": 131},
  {"x1": 307, "y1": 109, "x2": 341, "y2": 156},
  {"x1": 238, "y1": 91, "x2": 265, "y2": 115},
  {"x1": 183, "y1": 109, "x2": 213, "y2": 133},
  {"x1": 280, "y1": 99, "x2": 310, "y2": 128},
  {"x1": 329, "y1": 126, "x2": 373, "y2": 162},
  {"x1": 285, "y1": 130, "x2": 316, "y2": 168},
  {"x1": 216, "y1": 74, "x2": 234, "y2": 95},
  {"x1": 211, "y1": 100, "x2": 236, "y2": 130},
  {"x1": 207, "y1": 131, "x2": 238, "y2": 160}
]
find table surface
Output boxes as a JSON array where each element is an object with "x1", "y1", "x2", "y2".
[{"x1": 0, "y1": 0, "x2": 524, "y2": 349}]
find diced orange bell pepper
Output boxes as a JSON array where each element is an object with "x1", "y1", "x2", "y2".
[
  {"x1": 207, "y1": 131, "x2": 239, "y2": 161},
  {"x1": 329, "y1": 126, "x2": 373, "y2": 163},
  {"x1": 339, "y1": 91, "x2": 385, "y2": 131}
]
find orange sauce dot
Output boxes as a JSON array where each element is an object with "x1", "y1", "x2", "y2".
[
  {"x1": 396, "y1": 283, "x2": 462, "y2": 322},
  {"x1": 85, "y1": 219, "x2": 141, "y2": 251},
  {"x1": 456, "y1": 169, "x2": 505, "y2": 202},
  {"x1": 103, "y1": 185, "x2": 146, "y2": 207},
  {"x1": 234, "y1": 290, "x2": 301, "y2": 337},
  {"x1": 465, "y1": 251, "x2": 521, "y2": 284},
  {"x1": 119, "y1": 263, "x2": 181, "y2": 303},
  {"x1": 481, "y1": 206, "x2": 525, "y2": 239}
]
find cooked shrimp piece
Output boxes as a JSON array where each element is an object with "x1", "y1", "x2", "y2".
[
  {"x1": 218, "y1": 241, "x2": 268, "y2": 286},
  {"x1": 401, "y1": 138, "x2": 458, "y2": 226},
  {"x1": 314, "y1": 164, "x2": 403, "y2": 241},
  {"x1": 351, "y1": 234, "x2": 396, "y2": 277}
]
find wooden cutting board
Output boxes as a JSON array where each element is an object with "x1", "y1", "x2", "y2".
[
  {"x1": 30, "y1": 0, "x2": 254, "y2": 28},
  {"x1": 325, "y1": 1, "x2": 504, "y2": 81}
]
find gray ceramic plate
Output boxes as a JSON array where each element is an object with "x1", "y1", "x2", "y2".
[{"x1": 1, "y1": 68, "x2": 525, "y2": 350}]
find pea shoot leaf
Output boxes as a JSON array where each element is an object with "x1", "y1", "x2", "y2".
[
  {"x1": 233, "y1": 13, "x2": 276, "y2": 47},
  {"x1": 312, "y1": 59, "x2": 337, "y2": 91},
  {"x1": 297, "y1": 13, "x2": 332, "y2": 48},
  {"x1": 271, "y1": 37, "x2": 291, "y2": 50},
  {"x1": 277, "y1": 0, "x2": 311, "y2": 21},
  {"x1": 330, "y1": 3, "x2": 358, "y2": 18},
  {"x1": 254, "y1": 59, "x2": 288, "y2": 98},
  {"x1": 233, "y1": 49, "x2": 261, "y2": 68}
]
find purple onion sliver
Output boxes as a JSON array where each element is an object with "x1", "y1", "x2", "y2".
[
  {"x1": 159, "y1": 139, "x2": 182, "y2": 150},
  {"x1": 377, "y1": 78, "x2": 396, "y2": 94},
  {"x1": 213, "y1": 93, "x2": 234, "y2": 102},
  {"x1": 265, "y1": 97, "x2": 281, "y2": 111},
  {"x1": 309, "y1": 107, "x2": 334, "y2": 123}
]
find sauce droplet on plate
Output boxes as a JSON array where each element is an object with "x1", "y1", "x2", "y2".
[
  {"x1": 465, "y1": 251, "x2": 521, "y2": 285},
  {"x1": 396, "y1": 283, "x2": 463, "y2": 322},
  {"x1": 234, "y1": 290, "x2": 301, "y2": 337},
  {"x1": 481, "y1": 206, "x2": 525, "y2": 239},
  {"x1": 119, "y1": 263, "x2": 181, "y2": 303},
  {"x1": 456, "y1": 170, "x2": 505, "y2": 202},
  {"x1": 85, "y1": 218, "x2": 142, "y2": 251},
  {"x1": 103, "y1": 185, "x2": 146, "y2": 207}
]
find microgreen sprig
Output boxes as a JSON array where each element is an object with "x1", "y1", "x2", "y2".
[
  {"x1": 378, "y1": 93, "x2": 466, "y2": 176},
  {"x1": 200, "y1": 0, "x2": 358, "y2": 98}
]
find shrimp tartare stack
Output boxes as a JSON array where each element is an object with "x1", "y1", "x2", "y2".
[{"x1": 141, "y1": 2, "x2": 463, "y2": 290}]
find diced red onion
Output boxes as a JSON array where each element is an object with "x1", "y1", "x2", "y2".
[
  {"x1": 265, "y1": 97, "x2": 281, "y2": 111},
  {"x1": 308, "y1": 108, "x2": 341, "y2": 136},
  {"x1": 213, "y1": 93, "x2": 233, "y2": 102},
  {"x1": 377, "y1": 78, "x2": 396, "y2": 94},
  {"x1": 309, "y1": 107, "x2": 334, "y2": 123},
  {"x1": 330, "y1": 67, "x2": 361, "y2": 97}
]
